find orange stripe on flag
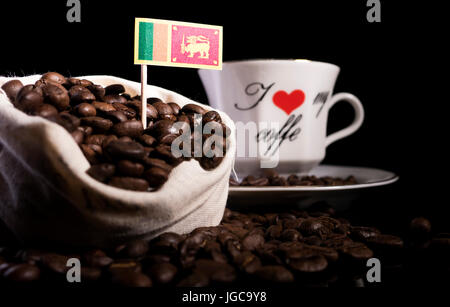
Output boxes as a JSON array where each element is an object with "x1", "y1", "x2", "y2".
[{"x1": 153, "y1": 23, "x2": 168, "y2": 62}]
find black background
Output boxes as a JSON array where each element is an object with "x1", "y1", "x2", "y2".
[{"x1": 0, "y1": 0, "x2": 448, "y2": 288}]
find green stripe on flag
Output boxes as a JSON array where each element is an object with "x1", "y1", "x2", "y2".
[{"x1": 138, "y1": 22, "x2": 153, "y2": 61}]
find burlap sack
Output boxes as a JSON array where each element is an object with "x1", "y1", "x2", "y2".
[{"x1": 0, "y1": 75, "x2": 235, "y2": 248}]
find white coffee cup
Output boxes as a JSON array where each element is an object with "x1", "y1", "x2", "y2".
[{"x1": 198, "y1": 59, "x2": 364, "y2": 174}]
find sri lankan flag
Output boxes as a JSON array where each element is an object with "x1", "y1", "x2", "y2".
[{"x1": 134, "y1": 18, "x2": 222, "y2": 70}]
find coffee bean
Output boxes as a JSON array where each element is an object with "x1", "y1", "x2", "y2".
[
  {"x1": 242, "y1": 232, "x2": 265, "y2": 251},
  {"x1": 289, "y1": 254, "x2": 328, "y2": 273},
  {"x1": 76, "y1": 102, "x2": 97, "y2": 117},
  {"x1": 81, "y1": 267, "x2": 102, "y2": 281},
  {"x1": 104, "y1": 84, "x2": 126, "y2": 95},
  {"x1": 117, "y1": 160, "x2": 144, "y2": 177},
  {"x1": 144, "y1": 167, "x2": 169, "y2": 188},
  {"x1": 146, "y1": 262, "x2": 177, "y2": 284},
  {"x1": 103, "y1": 94, "x2": 127, "y2": 104},
  {"x1": 42, "y1": 83, "x2": 70, "y2": 111},
  {"x1": 3, "y1": 263, "x2": 40, "y2": 282},
  {"x1": 168, "y1": 102, "x2": 181, "y2": 115},
  {"x1": 340, "y1": 243, "x2": 374, "y2": 260},
  {"x1": 69, "y1": 85, "x2": 95, "y2": 103},
  {"x1": 203, "y1": 110, "x2": 222, "y2": 123},
  {"x1": 116, "y1": 240, "x2": 149, "y2": 258},
  {"x1": 92, "y1": 101, "x2": 116, "y2": 113},
  {"x1": 109, "y1": 177, "x2": 149, "y2": 191},
  {"x1": 71, "y1": 129, "x2": 85, "y2": 145},
  {"x1": 199, "y1": 156, "x2": 223, "y2": 170},
  {"x1": 86, "y1": 163, "x2": 115, "y2": 182},
  {"x1": 83, "y1": 249, "x2": 113, "y2": 267},
  {"x1": 109, "y1": 260, "x2": 142, "y2": 274},
  {"x1": 410, "y1": 217, "x2": 431, "y2": 235},
  {"x1": 151, "y1": 119, "x2": 179, "y2": 140},
  {"x1": 104, "y1": 110, "x2": 128, "y2": 123},
  {"x1": 177, "y1": 272, "x2": 209, "y2": 287},
  {"x1": 193, "y1": 259, "x2": 237, "y2": 283},
  {"x1": 138, "y1": 134, "x2": 157, "y2": 147},
  {"x1": 41, "y1": 72, "x2": 66, "y2": 85},
  {"x1": 58, "y1": 112, "x2": 81, "y2": 132},
  {"x1": 254, "y1": 265, "x2": 294, "y2": 283},
  {"x1": 366, "y1": 234, "x2": 404, "y2": 249},
  {"x1": 41, "y1": 253, "x2": 70, "y2": 274},
  {"x1": 33, "y1": 103, "x2": 58, "y2": 118},
  {"x1": 87, "y1": 84, "x2": 105, "y2": 100},
  {"x1": 1, "y1": 79, "x2": 23, "y2": 102},
  {"x1": 112, "y1": 120, "x2": 144, "y2": 138},
  {"x1": 80, "y1": 116, "x2": 113, "y2": 133},
  {"x1": 15, "y1": 85, "x2": 44, "y2": 112},
  {"x1": 181, "y1": 103, "x2": 207, "y2": 115},
  {"x1": 104, "y1": 140, "x2": 146, "y2": 161}
]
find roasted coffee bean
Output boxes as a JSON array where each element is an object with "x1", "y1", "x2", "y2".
[
  {"x1": 152, "y1": 101, "x2": 173, "y2": 118},
  {"x1": 103, "y1": 94, "x2": 127, "y2": 104},
  {"x1": 69, "y1": 85, "x2": 95, "y2": 103},
  {"x1": 83, "y1": 249, "x2": 113, "y2": 267},
  {"x1": 104, "y1": 84, "x2": 126, "y2": 95},
  {"x1": 199, "y1": 156, "x2": 223, "y2": 170},
  {"x1": 109, "y1": 177, "x2": 149, "y2": 191},
  {"x1": 1, "y1": 79, "x2": 23, "y2": 102},
  {"x1": 71, "y1": 129, "x2": 85, "y2": 145},
  {"x1": 117, "y1": 160, "x2": 144, "y2": 177},
  {"x1": 181, "y1": 103, "x2": 207, "y2": 115},
  {"x1": 41, "y1": 253, "x2": 70, "y2": 274},
  {"x1": 92, "y1": 101, "x2": 116, "y2": 113},
  {"x1": 111, "y1": 271, "x2": 152, "y2": 287},
  {"x1": 104, "y1": 140, "x2": 146, "y2": 161},
  {"x1": 410, "y1": 217, "x2": 432, "y2": 235},
  {"x1": 144, "y1": 167, "x2": 169, "y2": 188},
  {"x1": 3, "y1": 263, "x2": 40, "y2": 282},
  {"x1": 41, "y1": 72, "x2": 66, "y2": 85},
  {"x1": 177, "y1": 272, "x2": 209, "y2": 287},
  {"x1": 76, "y1": 102, "x2": 97, "y2": 117},
  {"x1": 58, "y1": 112, "x2": 81, "y2": 132},
  {"x1": 112, "y1": 120, "x2": 144, "y2": 138},
  {"x1": 242, "y1": 232, "x2": 265, "y2": 251},
  {"x1": 33, "y1": 103, "x2": 58, "y2": 118},
  {"x1": 366, "y1": 234, "x2": 404, "y2": 249},
  {"x1": 86, "y1": 163, "x2": 116, "y2": 182},
  {"x1": 289, "y1": 254, "x2": 328, "y2": 273},
  {"x1": 138, "y1": 134, "x2": 157, "y2": 147},
  {"x1": 153, "y1": 144, "x2": 183, "y2": 166},
  {"x1": 108, "y1": 260, "x2": 142, "y2": 274},
  {"x1": 193, "y1": 259, "x2": 237, "y2": 283},
  {"x1": 116, "y1": 240, "x2": 149, "y2": 258},
  {"x1": 340, "y1": 243, "x2": 374, "y2": 260},
  {"x1": 168, "y1": 102, "x2": 181, "y2": 115},
  {"x1": 281, "y1": 229, "x2": 302, "y2": 242},
  {"x1": 146, "y1": 262, "x2": 178, "y2": 284},
  {"x1": 147, "y1": 97, "x2": 163, "y2": 104},
  {"x1": 104, "y1": 110, "x2": 128, "y2": 123},
  {"x1": 80, "y1": 116, "x2": 113, "y2": 133},
  {"x1": 350, "y1": 226, "x2": 381, "y2": 241},
  {"x1": 87, "y1": 84, "x2": 106, "y2": 100},
  {"x1": 254, "y1": 265, "x2": 294, "y2": 283},
  {"x1": 15, "y1": 85, "x2": 44, "y2": 112},
  {"x1": 81, "y1": 267, "x2": 102, "y2": 281},
  {"x1": 42, "y1": 83, "x2": 70, "y2": 111},
  {"x1": 203, "y1": 110, "x2": 222, "y2": 123},
  {"x1": 151, "y1": 119, "x2": 179, "y2": 140}
]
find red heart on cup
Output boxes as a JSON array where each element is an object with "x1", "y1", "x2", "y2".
[{"x1": 272, "y1": 90, "x2": 305, "y2": 115}]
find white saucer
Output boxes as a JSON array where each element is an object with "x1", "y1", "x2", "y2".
[{"x1": 228, "y1": 165, "x2": 398, "y2": 208}]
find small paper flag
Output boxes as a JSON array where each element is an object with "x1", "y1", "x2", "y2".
[{"x1": 134, "y1": 18, "x2": 222, "y2": 70}]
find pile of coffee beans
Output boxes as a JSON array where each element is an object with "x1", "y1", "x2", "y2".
[
  {"x1": 1, "y1": 72, "x2": 229, "y2": 191},
  {"x1": 230, "y1": 171, "x2": 357, "y2": 187},
  {"x1": 2, "y1": 206, "x2": 446, "y2": 287}
]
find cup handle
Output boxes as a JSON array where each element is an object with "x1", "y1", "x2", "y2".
[{"x1": 325, "y1": 93, "x2": 364, "y2": 147}]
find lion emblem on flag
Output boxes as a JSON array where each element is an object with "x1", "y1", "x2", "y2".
[{"x1": 181, "y1": 35, "x2": 210, "y2": 59}]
